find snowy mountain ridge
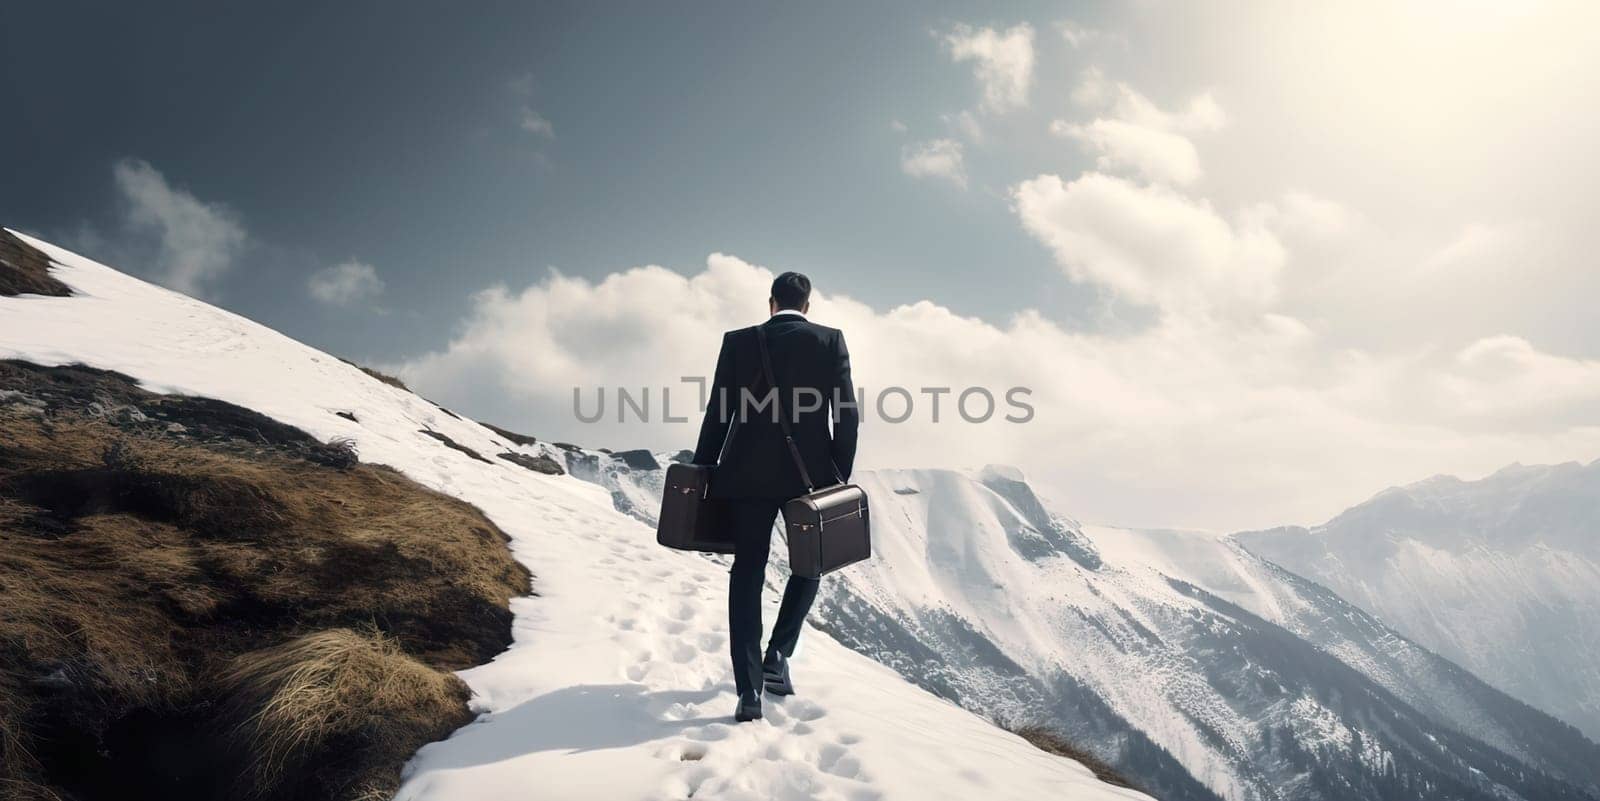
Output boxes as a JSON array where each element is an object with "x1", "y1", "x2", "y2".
[
  {"x1": 572, "y1": 457, "x2": 1600, "y2": 801},
  {"x1": 1235, "y1": 459, "x2": 1600, "y2": 743},
  {"x1": 0, "y1": 230, "x2": 1148, "y2": 801}
]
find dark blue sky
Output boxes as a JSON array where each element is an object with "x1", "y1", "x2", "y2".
[{"x1": 2, "y1": 0, "x2": 1106, "y2": 364}]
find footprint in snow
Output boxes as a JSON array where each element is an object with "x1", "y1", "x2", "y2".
[
  {"x1": 775, "y1": 697, "x2": 825, "y2": 722},
  {"x1": 817, "y1": 743, "x2": 864, "y2": 780},
  {"x1": 660, "y1": 764, "x2": 716, "y2": 799},
  {"x1": 683, "y1": 723, "x2": 733, "y2": 742},
  {"x1": 669, "y1": 641, "x2": 698, "y2": 663}
]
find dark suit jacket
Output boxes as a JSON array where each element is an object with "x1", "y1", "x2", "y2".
[{"x1": 692, "y1": 314, "x2": 858, "y2": 500}]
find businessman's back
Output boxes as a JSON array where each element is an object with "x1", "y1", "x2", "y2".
[
  {"x1": 692, "y1": 314, "x2": 858, "y2": 499},
  {"x1": 691, "y1": 271, "x2": 858, "y2": 722}
]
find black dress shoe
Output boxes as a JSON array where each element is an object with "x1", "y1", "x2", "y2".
[
  {"x1": 763, "y1": 652, "x2": 794, "y2": 696},
  {"x1": 734, "y1": 691, "x2": 763, "y2": 722}
]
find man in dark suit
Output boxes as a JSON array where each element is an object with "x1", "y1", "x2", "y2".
[{"x1": 692, "y1": 271, "x2": 858, "y2": 722}]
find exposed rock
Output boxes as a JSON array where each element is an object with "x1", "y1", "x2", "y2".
[
  {"x1": 611, "y1": 449, "x2": 661, "y2": 471},
  {"x1": 483, "y1": 422, "x2": 538, "y2": 447},
  {"x1": 498, "y1": 451, "x2": 564, "y2": 475},
  {"x1": 417, "y1": 429, "x2": 492, "y2": 464},
  {"x1": 565, "y1": 451, "x2": 600, "y2": 482}
]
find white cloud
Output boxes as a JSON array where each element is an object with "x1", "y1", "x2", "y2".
[
  {"x1": 507, "y1": 72, "x2": 554, "y2": 139},
  {"x1": 308, "y1": 260, "x2": 385, "y2": 306},
  {"x1": 1246, "y1": 192, "x2": 1354, "y2": 241},
  {"x1": 1434, "y1": 336, "x2": 1600, "y2": 425},
  {"x1": 397, "y1": 254, "x2": 1600, "y2": 531},
  {"x1": 1070, "y1": 70, "x2": 1225, "y2": 133},
  {"x1": 1058, "y1": 20, "x2": 1122, "y2": 49},
  {"x1": 945, "y1": 23, "x2": 1035, "y2": 113},
  {"x1": 520, "y1": 109, "x2": 555, "y2": 138},
  {"x1": 943, "y1": 110, "x2": 984, "y2": 143},
  {"x1": 112, "y1": 159, "x2": 246, "y2": 298},
  {"x1": 1056, "y1": 70, "x2": 1226, "y2": 187},
  {"x1": 1416, "y1": 222, "x2": 1535, "y2": 278},
  {"x1": 1052, "y1": 118, "x2": 1203, "y2": 185},
  {"x1": 890, "y1": 119, "x2": 909, "y2": 133},
  {"x1": 1013, "y1": 172, "x2": 1284, "y2": 313},
  {"x1": 900, "y1": 139, "x2": 967, "y2": 188},
  {"x1": 1069, "y1": 66, "x2": 1112, "y2": 108}
]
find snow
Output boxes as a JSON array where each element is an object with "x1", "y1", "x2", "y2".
[
  {"x1": 1286, "y1": 696, "x2": 1353, "y2": 751},
  {"x1": 0, "y1": 231, "x2": 1146, "y2": 801},
  {"x1": 1235, "y1": 463, "x2": 1600, "y2": 741},
  {"x1": 1078, "y1": 523, "x2": 1575, "y2": 769},
  {"x1": 782, "y1": 469, "x2": 1591, "y2": 800},
  {"x1": 831, "y1": 470, "x2": 1260, "y2": 801}
]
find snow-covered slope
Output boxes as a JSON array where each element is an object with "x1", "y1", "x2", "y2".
[
  {"x1": 561, "y1": 459, "x2": 1600, "y2": 801},
  {"x1": 1083, "y1": 524, "x2": 1600, "y2": 787},
  {"x1": 0, "y1": 230, "x2": 1148, "y2": 801},
  {"x1": 1235, "y1": 462, "x2": 1600, "y2": 742},
  {"x1": 823, "y1": 469, "x2": 1600, "y2": 801}
]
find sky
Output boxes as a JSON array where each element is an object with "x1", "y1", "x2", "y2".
[{"x1": 5, "y1": 1, "x2": 1600, "y2": 530}]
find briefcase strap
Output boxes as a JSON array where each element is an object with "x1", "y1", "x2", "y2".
[{"x1": 754, "y1": 325, "x2": 816, "y2": 493}]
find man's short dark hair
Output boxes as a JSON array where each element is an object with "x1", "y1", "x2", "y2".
[{"x1": 771, "y1": 271, "x2": 811, "y2": 310}]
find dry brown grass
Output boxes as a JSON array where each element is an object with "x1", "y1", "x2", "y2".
[
  {"x1": 0, "y1": 230, "x2": 70, "y2": 297},
  {"x1": 1011, "y1": 724, "x2": 1142, "y2": 792},
  {"x1": 339, "y1": 359, "x2": 410, "y2": 392},
  {"x1": 215, "y1": 629, "x2": 473, "y2": 800},
  {"x1": 1, "y1": 676, "x2": 61, "y2": 801},
  {"x1": 0, "y1": 361, "x2": 530, "y2": 801}
]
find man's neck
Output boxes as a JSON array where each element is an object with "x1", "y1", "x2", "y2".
[{"x1": 771, "y1": 309, "x2": 806, "y2": 319}]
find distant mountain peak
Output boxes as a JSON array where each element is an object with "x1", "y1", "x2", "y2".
[
  {"x1": 978, "y1": 463, "x2": 1027, "y2": 483},
  {"x1": 1237, "y1": 455, "x2": 1600, "y2": 742}
]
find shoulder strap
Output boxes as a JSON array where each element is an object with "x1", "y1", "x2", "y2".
[{"x1": 754, "y1": 324, "x2": 815, "y2": 492}]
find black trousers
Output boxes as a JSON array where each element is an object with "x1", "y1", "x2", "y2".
[{"x1": 727, "y1": 498, "x2": 820, "y2": 697}]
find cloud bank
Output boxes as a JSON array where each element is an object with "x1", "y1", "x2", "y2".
[{"x1": 397, "y1": 248, "x2": 1600, "y2": 530}]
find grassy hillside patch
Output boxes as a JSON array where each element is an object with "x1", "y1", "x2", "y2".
[
  {"x1": 0, "y1": 230, "x2": 70, "y2": 297},
  {"x1": 337, "y1": 359, "x2": 410, "y2": 392},
  {"x1": 0, "y1": 360, "x2": 530, "y2": 801},
  {"x1": 1011, "y1": 725, "x2": 1143, "y2": 792}
]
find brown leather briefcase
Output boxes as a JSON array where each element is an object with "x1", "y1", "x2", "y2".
[
  {"x1": 656, "y1": 462, "x2": 737, "y2": 553},
  {"x1": 782, "y1": 482, "x2": 871, "y2": 579},
  {"x1": 754, "y1": 325, "x2": 872, "y2": 579}
]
